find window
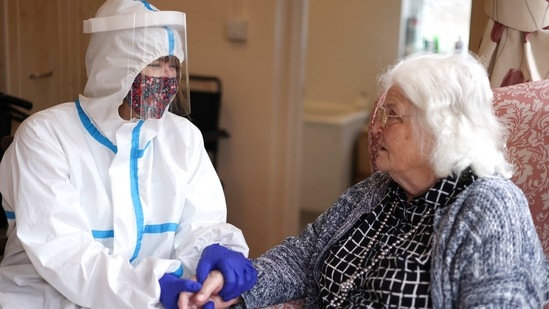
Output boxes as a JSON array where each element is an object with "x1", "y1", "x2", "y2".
[{"x1": 401, "y1": 0, "x2": 472, "y2": 56}]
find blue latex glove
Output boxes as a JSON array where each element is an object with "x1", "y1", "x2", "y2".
[
  {"x1": 159, "y1": 273, "x2": 202, "y2": 309},
  {"x1": 203, "y1": 301, "x2": 214, "y2": 309},
  {"x1": 196, "y1": 244, "x2": 258, "y2": 301}
]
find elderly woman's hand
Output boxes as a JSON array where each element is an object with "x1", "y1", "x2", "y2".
[{"x1": 178, "y1": 270, "x2": 241, "y2": 309}]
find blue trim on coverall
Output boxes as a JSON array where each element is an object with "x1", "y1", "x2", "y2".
[
  {"x1": 92, "y1": 223, "x2": 178, "y2": 239},
  {"x1": 75, "y1": 99, "x2": 118, "y2": 154},
  {"x1": 129, "y1": 121, "x2": 145, "y2": 262}
]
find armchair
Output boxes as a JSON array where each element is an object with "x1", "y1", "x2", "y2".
[{"x1": 492, "y1": 79, "x2": 549, "y2": 258}]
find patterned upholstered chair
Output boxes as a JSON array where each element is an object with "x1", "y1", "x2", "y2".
[
  {"x1": 492, "y1": 80, "x2": 549, "y2": 309},
  {"x1": 492, "y1": 79, "x2": 549, "y2": 258}
]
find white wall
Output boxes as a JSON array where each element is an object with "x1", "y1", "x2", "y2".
[
  {"x1": 306, "y1": 1, "x2": 402, "y2": 106},
  {"x1": 154, "y1": 0, "x2": 403, "y2": 257},
  {"x1": 154, "y1": 0, "x2": 304, "y2": 257}
]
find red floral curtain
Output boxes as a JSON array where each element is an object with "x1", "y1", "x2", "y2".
[{"x1": 477, "y1": 0, "x2": 549, "y2": 88}]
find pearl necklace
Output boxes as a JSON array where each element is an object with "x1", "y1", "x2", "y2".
[{"x1": 328, "y1": 201, "x2": 433, "y2": 307}]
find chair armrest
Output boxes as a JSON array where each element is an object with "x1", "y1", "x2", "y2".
[
  {"x1": 202, "y1": 129, "x2": 230, "y2": 143},
  {"x1": 1, "y1": 135, "x2": 14, "y2": 152}
]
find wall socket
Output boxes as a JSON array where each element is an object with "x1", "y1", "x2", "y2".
[{"x1": 225, "y1": 19, "x2": 248, "y2": 42}]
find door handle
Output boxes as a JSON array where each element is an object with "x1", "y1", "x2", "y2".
[{"x1": 29, "y1": 71, "x2": 53, "y2": 79}]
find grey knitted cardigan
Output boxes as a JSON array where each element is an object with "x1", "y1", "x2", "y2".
[{"x1": 239, "y1": 172, "x2": 549, "y2": 308}]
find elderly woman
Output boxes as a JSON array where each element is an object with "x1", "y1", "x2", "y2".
[{"x1": 183, "y1": 52, "x2": 549, "y2": 308}]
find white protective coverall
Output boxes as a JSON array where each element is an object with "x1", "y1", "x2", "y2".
[{"x1": 0, "y1": 1, "x2": 249, "y2": 308}]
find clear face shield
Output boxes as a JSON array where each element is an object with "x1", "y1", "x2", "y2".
[{"x1": 84, "y1": 9, "x2": 190, "y2": 120}]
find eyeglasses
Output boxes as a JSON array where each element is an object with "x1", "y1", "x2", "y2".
[{"x1": 377, "y1": 106, "x2": 412, "y2": 128}]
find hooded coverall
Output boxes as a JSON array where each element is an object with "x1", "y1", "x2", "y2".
[{"x1": 0, "y1": 1, "x2": 249, "y2": 308}]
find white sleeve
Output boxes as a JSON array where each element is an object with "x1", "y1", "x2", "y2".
[
  {"x1": 5, "y1": 122, "x2": 179, "y2": 308},
  {"x1": 173, "y1": 134, "x2": 249, "y2": 278}
]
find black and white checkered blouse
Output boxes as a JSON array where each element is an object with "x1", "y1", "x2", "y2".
[{"x1": 319, "y1": 169, "x2": 477, "y2": 308}]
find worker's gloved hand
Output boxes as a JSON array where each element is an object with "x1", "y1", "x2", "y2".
[
  {"x1": 196, "y1": 244, "x2": 258, "y2": 301},
  {"x1": 203, "y1": 301, "x2": 215, "y2": 309},
  {"x1": 159, "y1": 273, "x2": 202, "y2": 309}
]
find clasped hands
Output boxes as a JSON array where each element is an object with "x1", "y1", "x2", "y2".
[{"x1": 159, "y1": 244, "x2": 257, "y2": 309}]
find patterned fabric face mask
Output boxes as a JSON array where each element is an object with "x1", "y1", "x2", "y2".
[{"x1": 125, "y1": 73, "x2": 179, "y2": 119}]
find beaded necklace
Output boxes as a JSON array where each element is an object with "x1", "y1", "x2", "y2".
[{"x1": 328, "y1": 200, "x2": 433, "y2": 307}]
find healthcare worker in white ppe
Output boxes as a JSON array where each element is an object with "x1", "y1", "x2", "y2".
[{"x1": 0, "y1": 0, "x2": 256, "y2": 308}]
